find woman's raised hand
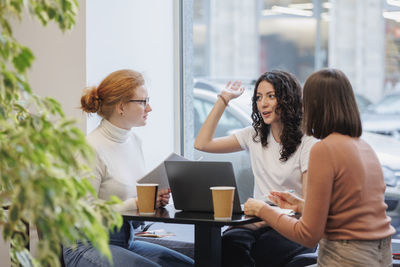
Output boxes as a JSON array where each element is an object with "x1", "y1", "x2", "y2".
[
  {"x1": 221, "y1": 80, "x2": 245, "y2": 101},
  {"x1": 268, "y1": 191, "x2": 304, "y2": 214}
]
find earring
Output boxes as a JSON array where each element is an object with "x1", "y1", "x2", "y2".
[{"x1": 120, "y1": 112, "x2": 123, "y2": 116}]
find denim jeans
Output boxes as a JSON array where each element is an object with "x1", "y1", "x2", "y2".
[
  {"x1": 63, "y1": 220, "x2": 194, "y2": 267},
  {"x1": 316, "y1": 237, "x2": 392, "y2": 267},
  {"x1": 221, "y1": 226, "x2": 316, "y2": 267}
]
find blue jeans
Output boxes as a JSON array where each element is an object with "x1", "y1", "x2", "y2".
[
  {"x1": 63, "y1": 220, "x2": 194, "y2": 267},
  {"x1": 222, "y1": 226, "x2": 316, "y2": 267}
]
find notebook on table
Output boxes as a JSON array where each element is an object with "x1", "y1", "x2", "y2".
[{"x1": 164, "y1": 161, "x2": 243, "y2": 214}]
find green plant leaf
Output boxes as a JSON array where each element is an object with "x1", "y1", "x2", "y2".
[
  {"x1": 0, "y1": 18, "x2": 13, "y2": 35},
  {"x1": 0, "y1": 1, "x2": 119, "y2": 265},
  {"x1": 0, "y1": 104, "x2": 5, "y2": 118},
  {"x1": 17, "y1": 187, "x2": 26, "y2": 206},
  {"x1": 12, "y1": 46, "x2": 34, "y2": 73},
  {"x1": 3, "y1": 223, "x2": 12, "y2": 240},
  {"x1": 9, "y1": 205, "x2": 20, "y2": 223}
]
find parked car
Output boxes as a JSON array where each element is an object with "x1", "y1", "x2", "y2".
[
  {"x1": 355, "y1": 93, "x2": 372, "y2": 113},
  {"x1": 360, "y1": 131, "x2": 400, "y2": 217},
  {"x1": 361, "y1": 92, "x2": 400, "y2": 140},
  {"x1": 194, "y1": 77, "x2": 255, "y2": 115},
  {"x1": 193, "y1": 88, "x2": 400, "y2": 217}
]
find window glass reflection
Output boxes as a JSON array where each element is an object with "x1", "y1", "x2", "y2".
[{"x1": 188, "y1": 0, "x2": 400, "y2": 237}]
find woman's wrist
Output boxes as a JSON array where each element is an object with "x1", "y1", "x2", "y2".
[
  {"x1": 256, "y1": 202, "x2": 269, "y2": 217},
  {"x1": 297, "y1": 199, "x2": 305, "y2": 213},
  {"x1": 217, "y1": 94, "x2": 229, "y2": 106}
]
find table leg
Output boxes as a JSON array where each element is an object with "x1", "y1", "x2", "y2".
[{"x1": 194, "y1": 224, "x2": 221, "y2": 267}]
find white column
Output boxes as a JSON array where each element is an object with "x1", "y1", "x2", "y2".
[
  {"x1": 209, "y1": 0, "x2": 259, "y2": 77},
  {"x1": 329, "y1": 0, "x2": 384, "y2": 102}
]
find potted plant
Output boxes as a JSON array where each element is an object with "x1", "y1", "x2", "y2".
[{"x1": 0, "y1": 1, "x2": 121, "y2": 266}]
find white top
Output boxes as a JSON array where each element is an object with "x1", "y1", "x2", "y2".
[
  {"x1": 234, "y1": 126, "x2": 317, "y2": 199},
  {"x1": 87, "y1": 119, "x2": 146, "y2": 211}
]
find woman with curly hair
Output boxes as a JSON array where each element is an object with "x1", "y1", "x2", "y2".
[{"x1": 194, "y1": 70, "x2": 317, "y2": 266}]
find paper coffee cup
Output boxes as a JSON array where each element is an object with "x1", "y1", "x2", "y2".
[
  {"x1": 210, "y1": 186, "x2": 235, "y2": 221},
  {"x1": 136, "y1": 183, "x2": 158, "y2": 215}
]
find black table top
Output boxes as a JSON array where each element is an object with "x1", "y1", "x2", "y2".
[{"x1": 121, "y1": 204, "x2": 260, "y2": 227}]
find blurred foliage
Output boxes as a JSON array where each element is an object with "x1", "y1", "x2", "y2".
[{"x1": 0, "y1": 0, "x2": 122, "y2": 266}]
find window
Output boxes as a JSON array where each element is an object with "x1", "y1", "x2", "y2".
[{"x1": 182, "y1": 0, "x2": 400, "y2": 236}]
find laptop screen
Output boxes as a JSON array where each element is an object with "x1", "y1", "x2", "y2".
[{"x1": 164, "y1": 161, "x2": 242, "y2": 213}]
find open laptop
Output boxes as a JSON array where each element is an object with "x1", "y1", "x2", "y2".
[{"x1": 164, "y1": 161, "x2": 243, "y2": 214}]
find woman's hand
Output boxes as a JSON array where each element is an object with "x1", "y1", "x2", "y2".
[
  {"x1": 156, "y1": 188, "x2": 171, "y2": 208},
  {"x1": 244, "y1": 198, "x2": 267, "y2": 216},
  {"x1": 268, "y1": 191, "x2": 304, "y2": 213},
  {"x1": 220, "y1": 81, "x2": 245, "y2": 102}
]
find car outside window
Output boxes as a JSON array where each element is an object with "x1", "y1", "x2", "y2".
[{"x1": 194, "y1": 98, "x2": 245, "y2": 138}]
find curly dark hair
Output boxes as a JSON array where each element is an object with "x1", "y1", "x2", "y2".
[{"x1": 251, "y1": 70, "x2": 303, "y2": 161}]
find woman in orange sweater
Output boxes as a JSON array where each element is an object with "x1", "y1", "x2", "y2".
[{"x1": 244, "y1": 68, "x2": 394, "y2": 267}]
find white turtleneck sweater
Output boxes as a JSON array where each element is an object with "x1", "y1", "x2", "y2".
[{"x1": 86, "y1": 119, "x2": 146, "y2": 211}]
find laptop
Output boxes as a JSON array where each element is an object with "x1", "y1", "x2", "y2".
[{"x1": 164, "y1": 161, "x2": 243, "y2": 214}]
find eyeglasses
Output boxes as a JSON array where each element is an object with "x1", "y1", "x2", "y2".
[{"x1": 128, "y1": 97, "x2": 150, "y2": 107}]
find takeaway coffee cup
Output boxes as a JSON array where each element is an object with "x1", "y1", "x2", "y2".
[
  {"x1": 210, "y1": 186, "x2": 235, "y2": 221},
  {"x1": 136, "y1": 183, "x2": 159, "y2": 215}
]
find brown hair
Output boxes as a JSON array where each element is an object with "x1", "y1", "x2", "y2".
[
  {"x1": 81, "y1": 69, "x2": 144, "y2": 118},
  {"x1": 302, "y1": 68, "x2": 362, "y2": 139}
]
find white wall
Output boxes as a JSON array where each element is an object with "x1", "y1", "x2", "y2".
[
  {"x1": 0, "y1": 227, "x2": 9, "y2": 267},
  {"x1": 13, "y1": 1, "x2": 87, "y2": 131},
  {"x1": 86, "y1": 0, "x2": 175, "y2": 170}
]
